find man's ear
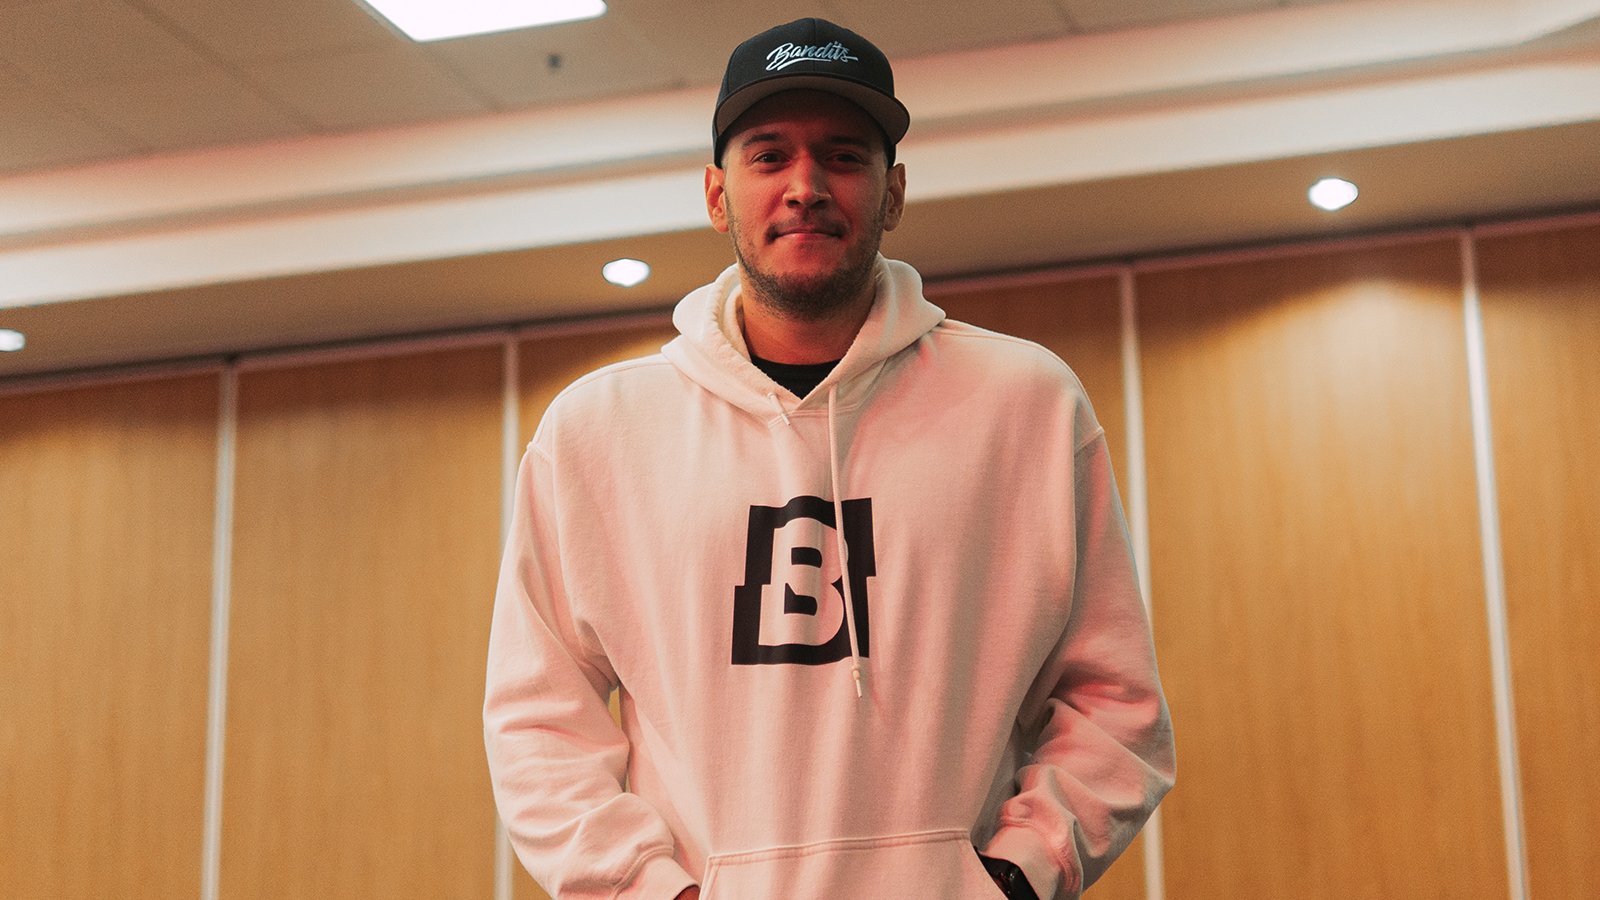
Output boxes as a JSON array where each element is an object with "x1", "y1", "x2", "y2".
[
  {"x1": 705, "y1": 164, "x2": 730, "y2": 234},
  {"x1": 882, "y1": 163, "x2": 907, "y2": 232}
]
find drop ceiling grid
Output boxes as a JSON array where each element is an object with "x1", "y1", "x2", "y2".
[
  {"x1": 0, "y1": 42, "x2": 142, "y2": 171},
  {"x1": 610, "y1": 0, "x2": 840, "y2": 86},
  {"x1": 239, "y1": 44, "x2": 498, "y2": 131},
  {"x1": 69, "y1": 64, "x2": 312, "y2": 153},
  {"x1": 0, "y1": 0, "x2": 212, "y2": 87},
  {"x1": 134, "y1": 0, "x2": 400, "y2": 62},
  {"x1": 0, "y1": 0, "x2": 1359, "y2": 177},
  {"x1": 1055, "y1": 0, "x2": 1279, "y2": 32},
  {"x1": 421, "y1": 14, "x2": 687, "y2": 110},
  {"x1": 815, "y1": 0, "x2": 1076, "y2": 59},
  {"x1": 1060, "y1": 0, "x2": 1362, "y2": 33}
]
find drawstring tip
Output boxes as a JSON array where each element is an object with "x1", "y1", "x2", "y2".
[
  {"x1": 851, "y1": 664, "x2": 864, "y2": 698},
  {"x1": 765, "y1": 392, "x2": 793, "y2": 426}
]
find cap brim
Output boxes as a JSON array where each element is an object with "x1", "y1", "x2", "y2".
[{"x1": 715, "y1": 75, "x2": 910, "y2": 149}]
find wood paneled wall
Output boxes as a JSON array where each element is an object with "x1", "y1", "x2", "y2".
[
  {"x1": 1138, "y1": 241, "x2": 1507, "y2": 899},
  {"x1": 223, "y1": 347, "x2": 503, "y2": 899},
  {"x1": 6, "y1": 215, "x2": 1600, "y2": 900},
  {"x1": 0, "y1": 375, "x2": 218, "y2": 900},
  {"x1": 1478, "y1": 221, "x2": 1600, "y2": 900},
  {"x1": 512, "y1": 322, "x2": 676, "y2": 900},
  {"x1": 936, "y1": 277, "x2": 1128, "y2": 465},
  {"x1": 517, "y1": 323, "x2": 677, "y2": 445},
  {"x1": 936, "y1": 276, "x2": 1149, "y2": 900}
]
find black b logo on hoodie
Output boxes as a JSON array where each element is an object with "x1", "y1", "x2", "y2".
[{"x1": 732, "y1": 496, "x2": 873, "y2": 666}]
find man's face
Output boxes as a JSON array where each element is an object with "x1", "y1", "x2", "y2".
[{"x1": 705, "y1": 90, "x2": 907, "y2": 321}]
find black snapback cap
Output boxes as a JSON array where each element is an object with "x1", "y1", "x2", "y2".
[{"x1": 713, "y1": 18, "x2": 910, "y2": 165}]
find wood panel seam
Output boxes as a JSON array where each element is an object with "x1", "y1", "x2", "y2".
[
  {"x1": 200, "y1": 365, "x2": 237, "y2": 900},
  {"x1": 496, "y1": 335, "x2": 518, "y2": 900},
  {"x1": 1459, "y1": 230, "x2": 1531, "y2": 900},
  {"x1": 1120, "y1": 268, "x2": 1167, "y2": 900}
]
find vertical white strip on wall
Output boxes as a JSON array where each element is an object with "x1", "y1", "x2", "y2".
[
  {"x1": 1116, "y1": 277, "x2": 1153, "y2": 639},
  {"x1": 1119, "y1": 269, "x2": 1166, "y2": 900},
  {"x1": 1460, "y1": 231, "x2": 1530, "y2": 900},
  {"x1": 200, "y1": 364, "x2": 238, "y2": 900},
  {"x1": 495, "y1": 335, "x2": 520, "y2": 900}
]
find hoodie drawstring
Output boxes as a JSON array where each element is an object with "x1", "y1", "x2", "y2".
[
  {"x1": 826, "y1": 385, "x2": 866, "y2": 699},
  {"x1": 766, "y1": 392, "x2": 792, "y2": 426}
]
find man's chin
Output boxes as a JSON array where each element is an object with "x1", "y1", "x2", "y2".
[
  {"x1": 766, "y1": 270, "x2": 836, "y2": 294},
  {"x1": 734, "y1": 241, "x2": 882, "y2": 320}
]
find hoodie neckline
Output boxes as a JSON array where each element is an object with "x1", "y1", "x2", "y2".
[{"x1": 662, "y1": 255, "x2": 945, "y2": 421}]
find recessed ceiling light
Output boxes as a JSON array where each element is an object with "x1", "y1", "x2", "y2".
[
  {"x1": 360, "y1": 0, "x2": 606, "y2": 42},
  {"x1": 0, "y1": 329, "x2": 25, "y2": 352},
  {"x1": 603, "y1": 258, "x2": 651, "y2": 288},
  {"x1": 1308, "y1": 177, "x2": 1359, "y2": 212}
]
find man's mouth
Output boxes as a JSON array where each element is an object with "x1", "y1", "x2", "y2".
[{"x1": 769, "y1": 222, "x2": 845, "y2": 241}]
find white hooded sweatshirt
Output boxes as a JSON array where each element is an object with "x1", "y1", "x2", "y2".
[{"x1": 484, "y1": 257, "x2": 1174, "y2": 900}]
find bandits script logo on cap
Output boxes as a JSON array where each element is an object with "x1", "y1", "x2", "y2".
[{"x1": 713, "y1": 17, "x2": 910, "y2": 164}]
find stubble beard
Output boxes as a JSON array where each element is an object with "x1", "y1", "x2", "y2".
[{"x1": 728, "y1": 199, "x2": 887, "y2": 324}]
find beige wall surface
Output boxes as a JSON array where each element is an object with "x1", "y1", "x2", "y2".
[
  {"x1": 1479, "y1": 221, "x2": 1600, "y2": 900},
  {"x1": 1137, "y1": 240, "x2": 1507, "y2": 899},
  {"x1": 223, "y1": 347, "x2": 503, "y2": 900},
  {"x1": 0, "y1": 375, "x2": 218, "y2": 900}
]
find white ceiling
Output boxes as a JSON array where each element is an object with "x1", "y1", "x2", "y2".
[
  {"x1": 4, "y1": 0, "x2": 1600, "y2": 380},
  {"x1": 1, "y1": 0, "x2": 1333, "y2": 171}
]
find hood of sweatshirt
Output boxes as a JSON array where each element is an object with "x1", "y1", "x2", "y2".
[{"x1": 661, "y1": 255, "x2": 945, "y2": 419}]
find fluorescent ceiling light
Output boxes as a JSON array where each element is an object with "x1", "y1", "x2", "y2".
[
  {"x1": 0, "y1": 329, "x2": 25, "y2": 352},
  {"x1": 361, "y1": 0, "x2": 606, "y2": 42},
  {"x1": 1308, "y1": 177, "x2": 1359, "y2": 212},
  {"x1": 602, "y1": 258, "x2": 650, "y2": 288}
]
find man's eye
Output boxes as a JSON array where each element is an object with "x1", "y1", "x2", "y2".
[{"x1": 752, "y1": 151, "x2": 783, "y2": 164}]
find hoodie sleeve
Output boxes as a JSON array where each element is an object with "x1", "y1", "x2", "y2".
[
  {"x1": 484, "y1": 447, "x2": 696, "y2": 900},
  {"x1": 981, "y1": 431, "x2": 1177, "y2": 900}
]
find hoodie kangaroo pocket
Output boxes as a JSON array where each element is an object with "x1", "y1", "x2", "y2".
[{"x1": 700, "y1": 828, "x2": 1007, "y2": 900}]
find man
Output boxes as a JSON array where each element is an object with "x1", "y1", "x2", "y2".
[{"x1": 484, "y1": 18, "x2": 1174, "y2": 900}]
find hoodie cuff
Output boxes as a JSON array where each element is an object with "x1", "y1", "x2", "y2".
[
  {"x1": 614, "y1": 852, "x2": 696, "y2": 900},
  {"x1": 983, "y1": 824, "x2": 1078, "y2": 900}
]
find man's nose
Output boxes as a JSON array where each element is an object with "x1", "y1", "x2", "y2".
[{"x1": 783, "y1": 158, "x2": 830, "y2": 207}]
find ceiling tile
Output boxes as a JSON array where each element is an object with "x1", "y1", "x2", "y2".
[
  {"x1": 0, "y1": 60, "x2": 139, "y2": 172},
  {"x1": 611, "y1": 0, "x2": 1072, "y2": 88},
  {"x1": 425, "y1": 15, "x2": 682, "y2": 109},
  {"x1": 0, "y1": 60, "x2": 50, "y2": 114},
  {"x1": 615, "y1": 0, "x2": 840, "y2": 86},
  {"x1": 0, "y1": 0, "x2": 213, "y2": 87},
  {"x1": 1054, "y1": 0, "x2": 1276, "y2": 33},
  {"x1": 71, "y1": 65, "x2": 311, "y2": 153},
  {"x1": 820, "y1": 0, "x2": 1072, "y2": 58},
  {"x1": 0, "y1": 103, "x2": 140, "y2": 174},
  {"x1": 138, "y1": 0, "x2": 400, "y2": 62},
  {"x1": 244, "y1": 44, "x2": 494, "y2": 131}
]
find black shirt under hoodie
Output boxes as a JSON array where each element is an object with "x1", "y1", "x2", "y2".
[{"x1": 749, "y1": 351, "x2": 840, "y2": 399}]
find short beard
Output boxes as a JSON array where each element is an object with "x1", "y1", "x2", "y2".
[
  {"x1": 728, "y1": 203, "x2": 886, "y2": 324},
  {"x1": 736, "y1": 244, "x2": 880, "y2": 323}
]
